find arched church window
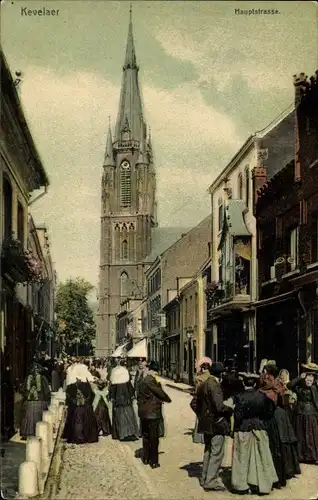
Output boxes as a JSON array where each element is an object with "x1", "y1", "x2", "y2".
[
  {"x1": 120, "y1": 271, "x2": 130, "y2": 297},
  {"x1": 121, "y1": 240, "x2": 128, "y2": 260},
  {"x1": 120, "y1": 161, "x2": 131, "y2": 209}
]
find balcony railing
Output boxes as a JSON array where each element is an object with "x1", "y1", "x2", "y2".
[
  {"x1": 114, "y1": 140, "x2": 140, "y2": 151},
  {"x1": 205, "y1": 276, "x2": 250, "y2": 309},
  {"x1": 205, "y1": 282, "x2": 225, "y2": 308}
]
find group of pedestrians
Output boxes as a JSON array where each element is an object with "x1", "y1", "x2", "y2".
[
  {"x1": 60, "y1": 356, "x2": 172, "y2": 469},
  {"x1": 190, "y1": 357, "x2": 318, "y2": 494},
  {"x1": 19, "y1": 352, "x2": 317, "y2": 496}
]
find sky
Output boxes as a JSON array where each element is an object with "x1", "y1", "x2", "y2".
[{"x1": 1, "y1": 0, "x2": 317, "y2": 293}]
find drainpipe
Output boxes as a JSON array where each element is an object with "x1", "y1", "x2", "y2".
[{"x1": 28, "y1": 184, "x2": 48, "y2": 206}]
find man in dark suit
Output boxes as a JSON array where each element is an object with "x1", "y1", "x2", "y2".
[
  {"x1": 195, "y1": 361, "x2": 232, "y2": 492},
  {"x1": 137, "y1": 360, "x2": 171, "y2": 468}
]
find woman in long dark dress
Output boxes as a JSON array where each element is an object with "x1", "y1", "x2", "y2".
[
  {"x1": 287, "y1": 366, "x2": 318, "y2": 464},
  {"x1": 20, "y1": 363, "x2": 51, "y2": 440},
  {"x1": 231, "y1": 372, "x2": 278, "y2": 494},
  {"x1": 63, "y1": 363, "x2": 98, "y2": 444},
  {"x1": 109, "y1": 359, "x2": 139, "y2": 441},
  {"x1": 259, "y1": 364, "x2": 287, "y2": 488},
  {"x1": 91, "y1": 379, "x2": 112, "y2": 436}
]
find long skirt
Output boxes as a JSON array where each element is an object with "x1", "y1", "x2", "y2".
[
  {"x1": 20, "y1": 400, "x2": 48, "y2": 439},
  {"x1": 192, "y1": 417, "x2": 204, "y2": 444},
  {"x1": 274, "y1": 407, "x2": 301, "y2": 478},
  {"x1": 263, "y1": 416, "x2": 286, "y2": 487},
  {"x1": 231, "y1": 430, "x2": 278, "y2": 494},
  {"x1": 63, "y1": 404, "x2": 98, "y2": 444},
  {"x1": 294, "y1": 412, "x2": 318, "y2": 463},
  {"x1": 95, "y1": 398, "x2": 112, "y2": 436},
  {"x1": 111, "y1": 404, "x2": 139, "y2": 441}
]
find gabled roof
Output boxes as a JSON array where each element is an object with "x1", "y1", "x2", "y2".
[
  {"x1": 145, "y1": 227, "x2": 191, "y2": 264},
  {"x1": 209, "y1": 105, "x2": 294, "y2": 193},
  {"x1": 218, "y1": 199, "x2": 251, "y2": 249}
]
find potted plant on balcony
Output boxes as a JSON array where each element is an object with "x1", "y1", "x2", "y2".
[
  {"x1": 1, "y1": 237, "x2": 29, "y2": 282},
  {"x1": 24, "y1": 249, "x2": 43, "y2": 283},
  {"x1": 1, "y1": 237, "x2": 43, "y2": 284},
  {"x1": 206, "y1": 281, "x2": 219, "y2": 291}
]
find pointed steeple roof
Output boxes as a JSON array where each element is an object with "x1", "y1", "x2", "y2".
[
  {"x1": 104, "y1": 118, "x2": 115, "y2": 166},
  {"x1": 137, "y1": 115, "x2": 148, "y2": 164},
  {"x1": 114, "y1": 5, "x2": 143, "y2": 142},
  {"x1": 124, "y1": 4, "x2": 137, "y2": 70}
]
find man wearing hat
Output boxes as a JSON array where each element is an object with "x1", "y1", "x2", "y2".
[
  {"x1": 137, "y1": 360, "x2": 171, "y2": 468},
  {"x1": 195, "y1": 362, "x2": 233, "y2": 492}
]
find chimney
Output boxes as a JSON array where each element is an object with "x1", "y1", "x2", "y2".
[
  {"x1": 252, "y1": 148, "x2": 268, "y2": 215},
  {"x1": 293, "y1": 73, "x2": 307, "y2": 182}
]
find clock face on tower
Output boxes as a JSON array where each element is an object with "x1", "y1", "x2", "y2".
[{"x1": 121, "y1": 160, "x2": 130, "y2": 169}]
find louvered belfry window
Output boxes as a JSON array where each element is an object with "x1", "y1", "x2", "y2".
[{"x1": 120, "y1": 160, "x2": 131, "y2": 209}]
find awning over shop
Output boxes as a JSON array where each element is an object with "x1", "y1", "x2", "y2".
[
  {"x1": 254, "y1": 290, "x2": 297, "y2": 309},
  {"x1": 127, "y1": 338, "x2": 147, "y2": 358},
  {"x1": 110, "y1": 342, "x2": 129, "y2": 358}
]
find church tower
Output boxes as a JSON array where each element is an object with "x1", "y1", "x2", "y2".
[{"x1": 96, "y1": 7, "x2": 157, "y2": 356}]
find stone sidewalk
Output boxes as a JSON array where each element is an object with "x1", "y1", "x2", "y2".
[{"x1": 0, "y1": 434, "x2": 26, "y2": 499}]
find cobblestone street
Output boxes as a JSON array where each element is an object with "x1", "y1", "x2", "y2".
[{"x1": 54, "y1": 381, "x2": 318, "y2": 500}]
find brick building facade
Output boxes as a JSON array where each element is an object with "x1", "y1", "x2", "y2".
[{"x1": 254, "y1": 70, "x2": 318, "y2": 376}]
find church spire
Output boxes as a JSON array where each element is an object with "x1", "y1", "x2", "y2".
[
  {"x1": 104, "y1": 118, "x2": 115, "y2": 166},
  {"x1": 114, "y1": 4, "x2": 143, "y2": 142},
  {"x1": 124, "y1": 3, "x2": 137, "y2": 70}
]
